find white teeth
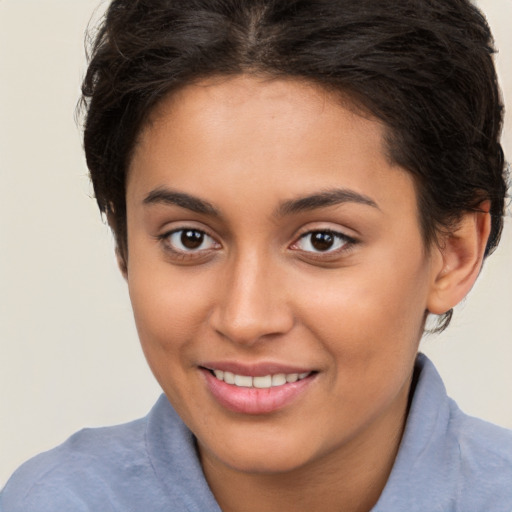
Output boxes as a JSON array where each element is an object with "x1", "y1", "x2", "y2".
[
  {"x1": 211, "y1": 370, "x2": 311, "y2": 388},
  {"x1": 234, "y1": 375, "x2": 253, "y2": 387},
  {"x1": 271, "y1": 374, "x2": 287, "y2": 386},
  {"x1": 253, "y1": 375, "x2": 272, "y2": 388},
  {"x1": 223, "y1": 371, "x2": 235, "y2": 384}
]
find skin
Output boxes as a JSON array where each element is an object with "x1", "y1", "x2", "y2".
[{"x1": 124, "y1": 75, "x2": 489, "y2": 512}]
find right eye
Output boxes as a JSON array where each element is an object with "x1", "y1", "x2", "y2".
[{"x1": 161, "y1": 228, "x2": 220, "y2": 254}]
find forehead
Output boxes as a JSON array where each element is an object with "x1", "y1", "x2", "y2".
[
  {"x1": 127, "y1": 75, "x2": 417, "y2": 221},
  {"x1": 147, "y1": 75, "x2": 381, "y2": 142}
]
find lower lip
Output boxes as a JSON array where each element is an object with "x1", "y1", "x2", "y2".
[{"x1": 202, "y1": 369, "x2": 315, "y2": 415}]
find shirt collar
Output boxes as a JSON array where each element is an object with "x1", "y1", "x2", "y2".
[{"x1": 372, "y1": 353, "x2": 456, "y2": 511}]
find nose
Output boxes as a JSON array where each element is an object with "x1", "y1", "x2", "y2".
[{"x1": 209, "y1": 251, "x2": 295, "y2": 346}]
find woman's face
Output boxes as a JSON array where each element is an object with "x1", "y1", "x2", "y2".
[{"x1": 125, "y1": 76, "x2": 441, "y2": 475}]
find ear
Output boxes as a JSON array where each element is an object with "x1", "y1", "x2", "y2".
[{"x1": 427, "y1": 201, "x2": 491, "y2": 315}]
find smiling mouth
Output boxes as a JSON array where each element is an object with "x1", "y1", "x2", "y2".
[
  {"x1": 207, "y1": 369, "x2": 312, "y2": 389},
  {"x1": 201, "y1": 366, "x2": 317, "y2": 414}
]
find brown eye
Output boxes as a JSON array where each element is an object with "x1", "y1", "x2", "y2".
[
  {"x1": 181, "y1": 229, "x2": 204, "y2": 249},
  {"x1": 165, "y1": 229, "x2": 218, "y2": 253},
  {"x1": 294, "y1": 230, "x2": 352, "y2": 254},
  {"x1": 310, "y1": 232, "x2": 335, "y2": 251}
]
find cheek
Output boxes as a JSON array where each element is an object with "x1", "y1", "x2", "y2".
[
  {"x1": 294, "y1": 263, "x2": 427, "y2": 429},
  {"x1": 127, "y1": 262, "x2": 217, "y2": 414},
  {"x1": 127, "y1": 259, "x2": 213, "y2": 358},
  {"x1": 296, "y1": 249, "x2": 429, "y2": 363}
]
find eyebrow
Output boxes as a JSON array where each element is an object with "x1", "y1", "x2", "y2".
[
  {"x1": 276, "y1": 188, "x2": 379, "y2": 216},
  {"x1": 143, "y1": 188, "x2": 220, "y2": 216},
  {"x1": 143, "y1": 186, "x2": 379, "y2": 218}
]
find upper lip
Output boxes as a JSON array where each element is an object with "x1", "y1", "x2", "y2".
[{"x1": 200, "y1": 361, "x2": 315, "y2": 377}]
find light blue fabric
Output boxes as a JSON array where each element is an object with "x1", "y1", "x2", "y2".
[
  {"x1": 372, "y1": 354, "x2": 512, "y2": 511},
  {"x1": 2, "y1": 354, "x2": 512, "y2": 511}
]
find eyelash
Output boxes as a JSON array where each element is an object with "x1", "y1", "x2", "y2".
[
  {"x1": 291, "y1": 229, "x2": 357, "y2": 257},
  {"x1": 157, "y1": 228, "x2": 220, "y2": 259},
  {"x1": 157, "y1": 227, "x2": 357, "y2": 261}
]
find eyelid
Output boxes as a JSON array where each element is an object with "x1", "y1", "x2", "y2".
[
  {"x1": 295, "y1": 230, "x2": 352, "y2": 248},
  {"x1": 293, "y1": 223, "x2": 358, "y2": 244},
  {"x1": 156, "y1": 220, "x2": 218, "y2": 243},
  {"x1": 157, "y1": 225, "x2": 222, "y2": 259},
  {"x1": 289, "y1": 227, "x2": 358, "y2": 258}
]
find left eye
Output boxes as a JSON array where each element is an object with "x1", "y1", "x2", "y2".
[
  {"x1": 165, "y1": 229, "x2": 218, "y2": 252},
  {"x1": 294, "y1": 230, "x2": 351, "y2": 253}
]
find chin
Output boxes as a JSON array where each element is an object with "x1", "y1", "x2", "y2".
[
  {"x1": 197, "y1": 427, "x2": 326, "y2": 476},
  {"x1": 215, "y1": 449, "x2": 312, "y2": 475}
]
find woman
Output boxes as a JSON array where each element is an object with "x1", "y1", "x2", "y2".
[{"x1": 2, "y1": 0, "x2": 511, "y2": 510}]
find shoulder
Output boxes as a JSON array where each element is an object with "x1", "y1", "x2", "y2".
[
  {"x1": 375, "y1": 354, "x2": 512, "y2": 512},
  {"x1": 0, "y1": 418, "x2": 157, "y2": 512},
  {"x1": 1, "y1": 395, "x2": 219, "y2": 512},
  {"x1": 447, "y1": 401, "x2": 512, "y2": 509},
  {"x1": 421, "y1": 355, "x2": 512, "y2": 510},
  {"x1": 449, "y1": 401, "x2": 512, "y2": 459}
]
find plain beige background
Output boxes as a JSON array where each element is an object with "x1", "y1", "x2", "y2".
[{"x1": 1, "y1": 0, "x2": 511, "y2": 487}]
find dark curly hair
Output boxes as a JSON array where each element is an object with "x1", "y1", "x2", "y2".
[{"x1": 81, "y1": 0, "x2": 507, "y2": 332}]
